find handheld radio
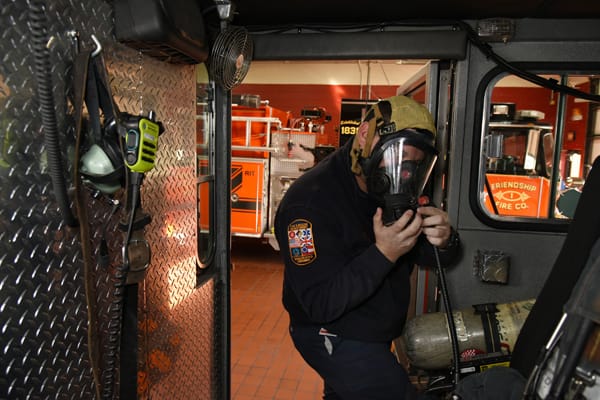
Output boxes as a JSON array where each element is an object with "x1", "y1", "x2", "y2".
[{"x1": 121, "y1": 110, "x2": 162, "y2": 173}]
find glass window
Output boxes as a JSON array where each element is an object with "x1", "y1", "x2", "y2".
[
  {"x1": 479, "y1": 73, "x2": 597, "y2": 223},
  {"x1": 196, "y1": 65, "x2": 215, "y2": 267}
]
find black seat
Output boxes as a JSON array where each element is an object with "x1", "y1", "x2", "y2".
[{"x1": 510, "y1": 155, "x2": 600, "y2": 378}]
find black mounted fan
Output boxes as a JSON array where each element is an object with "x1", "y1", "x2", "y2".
[{"x1": 209, "y1": 26, "x2": 253, "y2": 90}]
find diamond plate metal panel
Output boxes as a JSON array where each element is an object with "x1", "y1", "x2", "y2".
[
  {"x1": 0, "y1": 0, "x2": 216, "y2": 399},
  {"x1": 0, "y1": 1, "x2": 103, "y2": 398},
  {"x1": 105, "y1": 45, "x2": 215, "y2": 400}
]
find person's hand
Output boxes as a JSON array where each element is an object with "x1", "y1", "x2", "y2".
[
  {"x1": 373, "y1": 208, "x2": 422, "y2": 262},
  {"x1": 416, "y1": 206, "x2": 452, "y2": 248}
]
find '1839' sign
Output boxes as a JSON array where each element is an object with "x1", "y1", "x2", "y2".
[{"x1": 339, "y1": 99, "x2": 377, "y2": 146}]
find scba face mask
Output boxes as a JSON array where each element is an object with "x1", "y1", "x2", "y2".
[{"x1": 362, "y1": 130, "x2": 438, "y2": 225}]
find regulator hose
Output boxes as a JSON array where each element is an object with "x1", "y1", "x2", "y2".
[
  {"x1": 29, "y1": 0, "x2": 78, "y2": 227},
  {"x1": 434, "y1": 246, "x2": 461, "y2": 388},
  {"x1": 102, "y1": 196, "x2": 129, "y2": 399}
]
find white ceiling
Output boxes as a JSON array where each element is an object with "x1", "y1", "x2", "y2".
[
  {"x1": 242, "y1": 60, "x2": 592, "y2": 89},
  {"x1": 242, "y1": 60, "x2": 428, "y2": 86}
]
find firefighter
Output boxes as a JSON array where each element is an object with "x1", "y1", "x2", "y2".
[{"x1": 274, "y1": 95, "x2": 461, "y2": 399}]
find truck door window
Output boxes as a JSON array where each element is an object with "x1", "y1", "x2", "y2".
[
  {"x1": 479, "y1": 73, "x2": 597, "y2": 222},
  {"x1": 196, "y1": 66, "x2": 215, "y2": 267}
]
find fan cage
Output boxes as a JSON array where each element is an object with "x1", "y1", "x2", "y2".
[{"x1": 209, "y1": 26, "x2": 253, "y2": 90}]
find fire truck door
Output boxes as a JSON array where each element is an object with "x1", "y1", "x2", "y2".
[
  {"x1": 398, "y1": 61, "x2": 453, "y2": 316},
  {"x1": 442, "y1": 24, "x2": 596, "y2": 313}
]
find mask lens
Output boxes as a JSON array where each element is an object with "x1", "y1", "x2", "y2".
[
  {"x1": 368, "y1": 137, "x2": 437, "y2": 225},
  {"x1": 379, "y1": 138, "x2": 436, "y2": 197}
]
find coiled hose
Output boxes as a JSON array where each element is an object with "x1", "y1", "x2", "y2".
[
  {"x1": 102, "y1": 172, "x2": 139, "y2": 399},
  {"x1": 29, "y1": 0, "x2": 78, "y2": 227},
  {"x1": 102, "y1": 260, "x2": 127, "y2": 400}
]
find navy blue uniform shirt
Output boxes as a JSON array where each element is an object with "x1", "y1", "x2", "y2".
[{"x1": 274, "y1": 139, "x2": 459, "y2": 342}]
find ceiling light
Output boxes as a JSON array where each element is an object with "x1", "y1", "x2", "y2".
[{"x1": 477, "y1": 18, "x2": 515, "y2": 43}]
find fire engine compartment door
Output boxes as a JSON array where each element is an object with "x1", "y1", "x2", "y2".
[
  {"x1": 230, "y1": 157, "x2": 270, "y2": 237},
  {"x1": 398, "y1": 61, "x2": 451, "y2": 316},
  {"x1": 444, "y1": 19, "x2": 599, "y2": 312}
]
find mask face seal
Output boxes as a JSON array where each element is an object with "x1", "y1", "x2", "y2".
[{"x1": 361, "y1": 132, "x2": 438, "y2": 225}]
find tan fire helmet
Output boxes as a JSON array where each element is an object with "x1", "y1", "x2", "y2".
[{"x1": 350, "y1": 95, "x2": 437, "y2": 175}]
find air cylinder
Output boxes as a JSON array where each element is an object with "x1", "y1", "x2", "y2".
[{"x1": 399, "y1": 299, "x2": 535, "y2": 370}]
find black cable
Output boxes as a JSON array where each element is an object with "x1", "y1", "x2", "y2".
[
  {"x1": 102, "y1": 251, "x2": 128, "y2": 400},
  {"x1": 118, "y1": 172, "x2": 142, "y2": 400},
  {"x1": 246, "y1": 20, "x2": 457, "y2": 34},
  {"x1": 29, "y1": 0, "x2": 79, "y2": 227},
  {"x1": 484, "y1": 176, "x2": 499, "y2": 215},
  {"x1": 101, "y1": 172, "x2": 140, "y2": 400},
  {"x1": 101, "y1": 123, "x2": 128, "y2": 400},
  {"x1": 434, "y1": 246, "x2": 461, "y2": 388},
  {"x1": 457, "y1": 21, "x2": 600, "y2": 104},
  {"x1": 248, "y1": 19, "x2": 600, "y2": 103}
]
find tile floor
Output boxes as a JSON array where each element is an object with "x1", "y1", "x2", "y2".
[{"x1": 230, "y1": 237, "x2": 323, "y2": 400}]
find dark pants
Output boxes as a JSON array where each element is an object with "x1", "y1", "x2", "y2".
[{"x1": 289, "y1": 324, "x2": 421, "y2": 400}]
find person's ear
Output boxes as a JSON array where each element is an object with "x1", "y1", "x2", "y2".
[{"x1": 357, "y1": 122, "x2": 369, "y2": 148}]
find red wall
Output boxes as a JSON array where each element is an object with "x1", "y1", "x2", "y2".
[
  {"x1": 491, "y1": 86, "x2": 589, "y2": 154},
  {"x1": 234, "y1": 84, "x2": 398, "y2": 146},
  {"x1": 492, "y1": 84, "x2": 590, "y2": 177},
  {"x1": 234, "y1": 83, "x2": 590, "y2": 176}
]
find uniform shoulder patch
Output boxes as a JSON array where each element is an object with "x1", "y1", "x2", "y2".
[{"x1": 287, "y1": 219, "x2": 317, "y2": 266}]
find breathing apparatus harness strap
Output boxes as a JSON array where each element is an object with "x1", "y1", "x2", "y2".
[
  {"x1": 72, "y1": 48, "x2": 103, "y2": 400},
  {"x1": 72, "y1": 42, "x2": 157, "y2": 400},
  {"x1": 73, "y1": 46, "x2": 125, "y2": 400},
  {"x1": 74, "y1": 45, "x2": 154, "y2": 281},
  {"x1": 78, "y1": 51, "x2": 125, "y2": 189},
  {"x1": 361, "y1": 100, "x2": 388, "y2": 159}
]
